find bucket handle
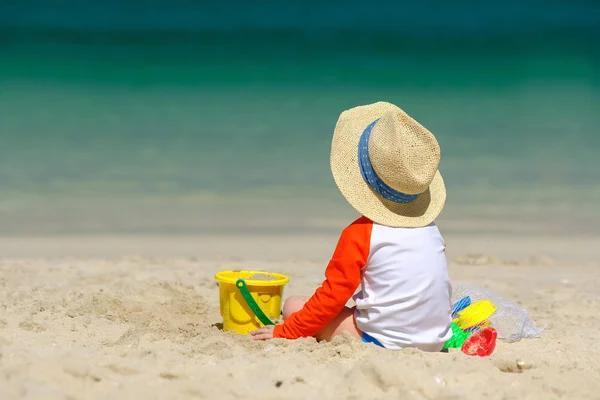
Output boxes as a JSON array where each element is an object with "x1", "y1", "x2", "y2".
[{"x1": 235, "y1": 279, "x2": 275, "y2": 326}]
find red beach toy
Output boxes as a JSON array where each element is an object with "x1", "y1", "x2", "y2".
[{"x1": 461, "y1": 327, "x2": 497, "y2": 357}]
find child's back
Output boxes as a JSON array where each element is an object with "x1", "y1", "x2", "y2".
[{"x1": 354, "y1": 220, "x2": 452, "y2": 351}]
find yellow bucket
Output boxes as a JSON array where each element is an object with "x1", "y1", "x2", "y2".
[{"x1": 214, "y1": 270, "x2": 289, "y2": 334}]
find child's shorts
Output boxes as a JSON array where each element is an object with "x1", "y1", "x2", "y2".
[
  {"x1": 361, "y1": 332, "x2": 384, "y2": 347},
  {"x1": 362, "y1": 332, "x2": 449, "y2": 352}
]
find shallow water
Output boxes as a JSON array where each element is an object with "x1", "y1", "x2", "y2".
[{"x1": 1, "y1": 1, "x2": 599, "y2": 234}]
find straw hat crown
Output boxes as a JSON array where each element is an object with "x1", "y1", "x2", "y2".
[
  {"x1": 367, "y1": 109, "x2": 441, "y2": 195},
  {"x1": 330, "y1": 101, "x2": 446, "y2": 228}
]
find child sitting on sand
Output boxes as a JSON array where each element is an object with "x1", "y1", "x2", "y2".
[{"x1": 251, "y1": 102, "x2": 452, "y2": 352}]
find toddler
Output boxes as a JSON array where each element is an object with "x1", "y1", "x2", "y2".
[{"x1": 251, "y1": 102, "x2": 452, "y2": 352}]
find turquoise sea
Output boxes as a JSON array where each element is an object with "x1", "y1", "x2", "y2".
[{"x1": 1, "y1": 1, "x2": 599, "y2": 235}]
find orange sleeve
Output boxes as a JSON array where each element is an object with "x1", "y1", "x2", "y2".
[{"x1": 273, "y1": 217, "x2": 372, "y2": 339}]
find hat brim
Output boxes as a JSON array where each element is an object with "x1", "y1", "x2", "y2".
[{"x1": 330, "y1": 108, "x2": 446, "y2": 228}]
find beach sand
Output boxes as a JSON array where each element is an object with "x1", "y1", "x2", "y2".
[{"x1": 1, "y1": 231, "x2": 599, "y2": 400}]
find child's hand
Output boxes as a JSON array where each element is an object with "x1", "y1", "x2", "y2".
[{"x1": 250, "y1": 325, "x2": 276, "y2": 340}]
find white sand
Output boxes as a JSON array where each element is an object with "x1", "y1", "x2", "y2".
[{"x1": 1, "y1": 232, "x2": 599, "y2": 399}]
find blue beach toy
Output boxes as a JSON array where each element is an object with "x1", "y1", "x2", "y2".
[{"x1": 452, "y1": 296, "x2": 471, "y2": 317}]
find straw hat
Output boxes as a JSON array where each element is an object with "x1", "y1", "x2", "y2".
[{"x1": 330, "y1": 101, "x2": 446, "y2": 228}]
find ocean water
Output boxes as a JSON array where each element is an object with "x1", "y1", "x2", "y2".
[{"x1": 1, "y1": 1, "x2": 599, "y2": 234}]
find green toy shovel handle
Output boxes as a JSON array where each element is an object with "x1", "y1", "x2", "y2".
[{"x1": 235, "y1": 279, "x2": 275, "y2": 326}]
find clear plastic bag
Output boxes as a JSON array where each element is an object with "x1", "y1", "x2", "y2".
[{"x1": 452, "y1": 284, "x2": 544, "y2": 342}]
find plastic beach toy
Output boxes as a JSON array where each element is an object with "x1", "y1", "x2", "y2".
[
  {"x1": 443, "y1": 285, "x2": 542, "y2": 356},
  {"x1": 453, "y1": 299, "x2": 497, "y2": 330},
  {"x1": 452, "y1": 284, "x2": 544, "y2": 342},
  {"x1": 443, "y1": 296, "x2": 498, "y2": 355},
  {"x1": 443, "y1": 322, "x2": 471, "y2": 349},
  {"x1": 461, "y1": 327, "x2": 498, "y2": 357},
  {"x1": 214, "y1": 270, "x2": 289, "y2": 334},
  {"x1": 451, "y1": 296, "x2": 471, "y2": 317}
]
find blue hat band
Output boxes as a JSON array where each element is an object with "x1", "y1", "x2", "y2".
[{"x1": 358, "y1": 119, "x2": 421, "y2": 204}]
